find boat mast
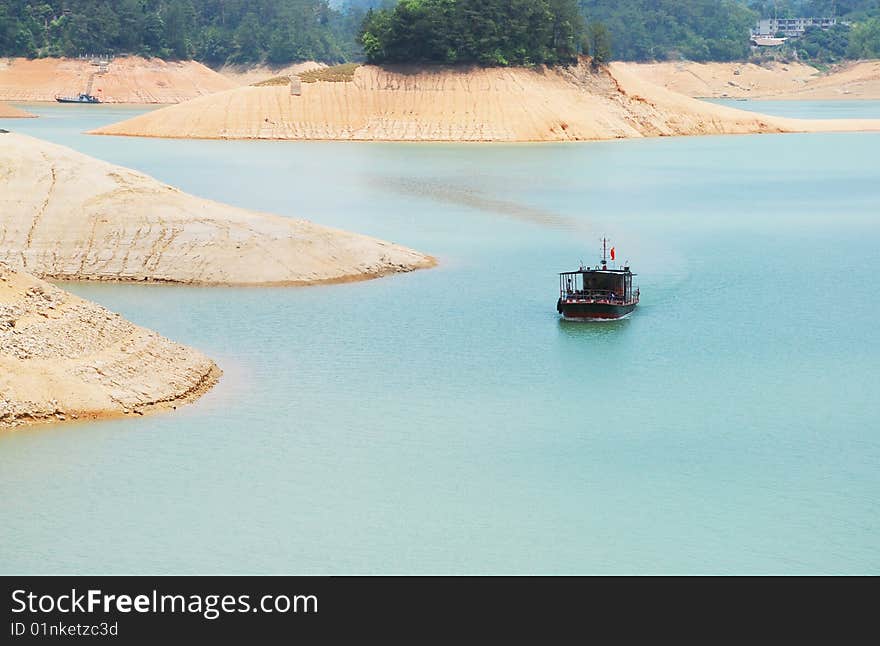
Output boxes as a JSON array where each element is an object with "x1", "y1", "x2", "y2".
[{"x1": 601, "y1": 237, "x2": 608, "y2": 269}]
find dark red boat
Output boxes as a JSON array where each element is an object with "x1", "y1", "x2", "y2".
[{"x1": 557, "y1": 239, "x2": 639, "y2": 321}]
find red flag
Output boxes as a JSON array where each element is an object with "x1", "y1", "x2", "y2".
[{"x1": 610, "y1": 247, "x2": 616, "y2": 261}]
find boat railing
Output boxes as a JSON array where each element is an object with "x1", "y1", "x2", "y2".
[{"x1": 560, "y1": 288, "x2": 639, "y2": 304}]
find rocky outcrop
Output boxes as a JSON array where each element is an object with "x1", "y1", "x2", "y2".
[{"x1": 0, "y1": 266, "x2": 220, "y2": 429}]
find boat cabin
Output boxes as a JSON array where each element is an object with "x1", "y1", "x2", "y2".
[{"x1": 559, "y1": 265, "x2": 636, "y2": 304}]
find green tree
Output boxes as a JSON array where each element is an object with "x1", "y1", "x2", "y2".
[
  {"x1": 232, "y1": 12, "x2": 261, "y2": 62},
  {"x1": 587, "y1": 21, "x2": 611, "y2": 65},
  {"x1": 163, "y1": 0, "x2": 196, "y2": 59},
  {"x1": 360, "y1": 0, "x2": 585, "y2": 66},
  {"x1": 142, "y1": 11, "x2": 166, "y2": 56},
  {"x1": 195, "y1": 25, "x2": 231, "y2": 62},
  {"x1": 115, "y1": 0, "x2": 147, "y2": 54},
  {"x1": 848, "y1": 17, "x2": 880, "y2": 58}
]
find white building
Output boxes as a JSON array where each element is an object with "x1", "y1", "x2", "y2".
[{"x1": 753, "y1": 17, "x2": 837, "y2": 38}]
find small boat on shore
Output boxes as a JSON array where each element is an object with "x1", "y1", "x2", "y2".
[
  {"x1": 557, "y1": 239, "x2": 639, "y2": 320},
  {"x1": 56, "y1": 93, "x2": 102, "y2": 104}
]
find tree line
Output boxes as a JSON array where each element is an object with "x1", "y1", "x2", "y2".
[
  {"x1": 0, "y1": 0, "x2": 878, "y2": 66},
  {"x1": 0, "y1": 0, "x2": 367, "y2": 63}
]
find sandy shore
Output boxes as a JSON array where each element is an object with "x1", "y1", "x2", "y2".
[
  {"x1": 0, "y1": 265, "x2": 220, "y2": 429},
  {"x1": 617, "y1": 60, "x2": 880, "y2": 100},
  {"x1": 0, "y1": 102, "x2": 34, "y2": 118},
  {"x1": 0, "y1": 56, "x2": 236, "y2": 104},
  {"x1": 0, "y1": 132, "x2": 435, "y2": 284},
  {"x1": 89, "y1": 60, "x2": 880, "y2": 142}
]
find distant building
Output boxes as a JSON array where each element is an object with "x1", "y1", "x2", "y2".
[{"x1": 752, "y1": 17, "x2": 837, "y2": 38}]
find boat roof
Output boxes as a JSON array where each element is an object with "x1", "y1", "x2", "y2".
[{"x1": 559, "y1": 267, "x2": 634, "y2": 276}]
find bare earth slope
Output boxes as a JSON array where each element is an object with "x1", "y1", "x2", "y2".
[
  {"x1": 0, "y1": 133, "x2": 434, "y2": 284},
  {"x1": 0, "y1": 56, "x2": 236, "y2": 104},
  {"x1": 0, "y1": 266, "x2": 220, "y2": 429},
  {"x1": 89, "y1": 60, "x2": 880, "y2": 142},
  {"x1": 617, "y1": 60, "x2": 880, "y2": 100},
  {"x1": 0, "y1": 102, "x2": 35, "y2": 118}
]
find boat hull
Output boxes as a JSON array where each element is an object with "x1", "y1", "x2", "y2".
[
  {"x1": 56, "y1": 97, "x2": 101, "y2": 104},
  {"x1": 557, "y1": 299, "x2": 636, "y2": 320}
]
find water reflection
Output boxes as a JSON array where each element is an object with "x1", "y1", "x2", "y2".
[
  {"x1": 380, "y1": 176, "x2": 587, "y2": 232},
  {"x1": 557, "y1": 316, "x2": 633, "y2": 338}
]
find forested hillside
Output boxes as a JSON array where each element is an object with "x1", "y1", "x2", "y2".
[
  {"x1": 579, "y1": 0, "x2": 757, "y2": 61},
  {"x1": 0, "y1": 0, "x2": 878, "y2": 65},
  {"x1": 0, "y1": 0, "x2": 366, "y2": 62}
]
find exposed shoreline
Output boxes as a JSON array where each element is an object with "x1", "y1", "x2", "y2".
[
  {"x1": 1, "y1": 364, "x2": 223, "y2": 430},
  {"x1": 35, "y1": 257, "x2": 438, "y2": 288},
  {"x1": 88, "y1": 60, "x2": 880, "y2": 143}
]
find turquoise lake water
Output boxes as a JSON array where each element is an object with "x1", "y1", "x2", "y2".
[
  {"x1": 1, "y1": 102, "x2": 878, "y2": 574},
  {"x1": 712, "y1": 98, "x2": 880, "y2": 119}
]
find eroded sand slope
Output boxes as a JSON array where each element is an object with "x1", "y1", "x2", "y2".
[
  {"x1": 0, "y1": 266, "x2": 220, "y2": 428},
  {"x1": 0, "y1": 56, "x2": 236, "y2": 103},
  {"x1": 89, "y1": 60, "x2": 880, "y2": 142},
  {"x1": 617, "y1": 60, "x2": 880, "y2": 100},
  {"x1": 0, "y1": 133, "x2": 434, "y2": 284}
]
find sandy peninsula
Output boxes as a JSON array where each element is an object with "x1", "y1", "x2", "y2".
[
  {"x1": 0, "y1": 265, "x2": 220, "y2": 429},
  {"x1": 88, "y1": 59, "x2": 880, "y2": 142},
  {"x1": 0, "y1": 56, "x2": 236, "y2": 104},
  {"x1": 617, "y1": 60, "x2": 880, "y2": 100},
  {"x1": 0, "y1": 132, "x2": 434, "y2": 285},
  {"x1": 0, "y1": 102, "x2": 35, "y2": 118}
]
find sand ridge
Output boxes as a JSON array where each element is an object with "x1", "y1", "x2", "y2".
[
  {"x1": 89, "y1": 59, "x2": 880, "y2": 142},
  {"x1": 617, "y1": 60, "x2": 880, "y2": 100},
  {"x1": 0, "y1": 265, "x2": 220, "y2": 429},
  {"x1": 0, "y1": 133, "x2": 435, "y2": 285},
  {"x1": 0, "y1": 56, "x2": 236, "y2": 104}
]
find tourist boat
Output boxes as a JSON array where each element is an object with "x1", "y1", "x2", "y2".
[
  {"x1": 55, "y1": 93, "x2": 102, "y2": 104},
  {"x1": 557, "y1": 239, "x2": 639, "y2": 320}
]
